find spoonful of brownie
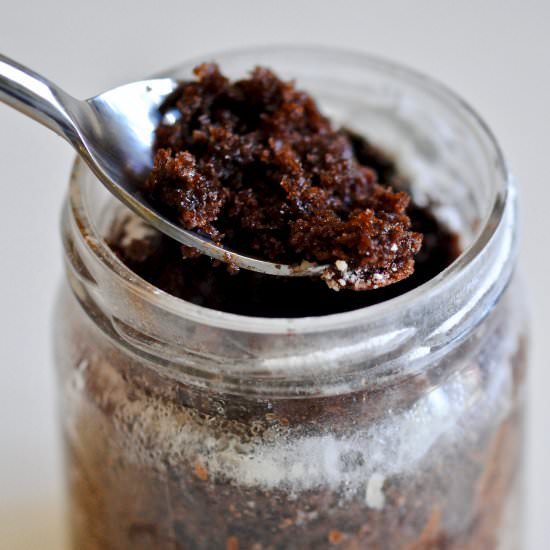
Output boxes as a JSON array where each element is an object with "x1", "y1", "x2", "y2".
[{"x1": 0, "y1": 55, "x2": 421, "y2": 289}]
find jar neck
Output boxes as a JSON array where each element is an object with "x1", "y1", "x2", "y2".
[{"x1": 60, "y1": 47, "x2": 517, "y2": 398}]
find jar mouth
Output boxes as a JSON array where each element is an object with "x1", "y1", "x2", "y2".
[{"x1": 68, "y1": 45, "x2": 511, "y2": 336}]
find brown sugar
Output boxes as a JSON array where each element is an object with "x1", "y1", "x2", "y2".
[
  {"x1": 328, "y1": 529, "x2": 344, "y2": 544},
  {"x1": 193, "y1": 462, "x2": 209, "y2": 481}
]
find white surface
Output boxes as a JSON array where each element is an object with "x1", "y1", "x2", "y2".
[{"x1": 0, "y1": 2, "x2": 548, "y2": 548}]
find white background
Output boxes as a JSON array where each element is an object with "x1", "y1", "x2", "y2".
[{"x1": 0, "y1": 1, "x2": 548, "y2": 548}]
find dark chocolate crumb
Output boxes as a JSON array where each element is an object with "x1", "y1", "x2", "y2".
[{"x1": 144, "y1": 63, "x2": 422, "y2": 290}]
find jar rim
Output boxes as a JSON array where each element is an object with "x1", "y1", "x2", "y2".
[{"x1": 68, "y1": 44, "x2": 511, "y2": 336}]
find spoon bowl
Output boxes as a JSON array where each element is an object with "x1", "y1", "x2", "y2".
[{"x1": 0, "y1": 54, "x2": 325, "y2": 277}]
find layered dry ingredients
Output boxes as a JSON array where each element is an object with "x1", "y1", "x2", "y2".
[
  {"x1": 58, "y1": 63, "x2": 526, "y2": 550},
  {"x1": 59, "y1": 288, "x2": 526, "y2": 549}
]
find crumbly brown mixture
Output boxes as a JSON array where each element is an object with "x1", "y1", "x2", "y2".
[
  {"x1": 144, "y1": 63, "x2": 422, "y2": 290},
  {"x1": 111, "y1": 130, "x2": 458, "y2": 317}
]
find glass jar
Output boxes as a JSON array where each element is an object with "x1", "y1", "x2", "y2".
[{"x1": 54, "y1": 47, "x2": 527, "y2": 549}]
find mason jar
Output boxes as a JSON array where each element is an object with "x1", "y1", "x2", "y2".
[{"x1": 54, "y1": 47, "x2": 527, "y2": 549}]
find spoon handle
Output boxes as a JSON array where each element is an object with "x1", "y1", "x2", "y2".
[{"x1": 0, "y1": 54, "x2": 80, "y2": 142}]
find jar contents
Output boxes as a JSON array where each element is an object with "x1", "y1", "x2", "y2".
[
  {"x1": 109, "y1": 65, "x2": 459, "y2": 316},
  {"x1": 58, "y1": 60, "x2": 525, "y2": 550},
  {"x1": 60, "y1": 285, "x2": 526, "y2": 550},
  {"x1": 142, "y1": 63, "x2": 425, "y2": 291}
]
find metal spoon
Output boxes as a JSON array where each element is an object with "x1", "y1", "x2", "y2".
[{"x1": 0, "y1": 54, "x2": 325, "y2": 277}]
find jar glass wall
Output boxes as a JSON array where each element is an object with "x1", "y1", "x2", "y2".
[{"x1": 54, "y1": 47, "x2": 527, "y2": 549}]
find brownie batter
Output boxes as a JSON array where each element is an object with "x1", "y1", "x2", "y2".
[
  {"x1": 142, "y1": 64, "x2": 424, "y2": 291},
  {"x1": 109, "y1": 65, "x2": 458, "y2": 317}
]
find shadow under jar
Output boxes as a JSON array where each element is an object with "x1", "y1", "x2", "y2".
[{"x1": 54, "y1": 47, "x2": 527, "y2": 550}]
